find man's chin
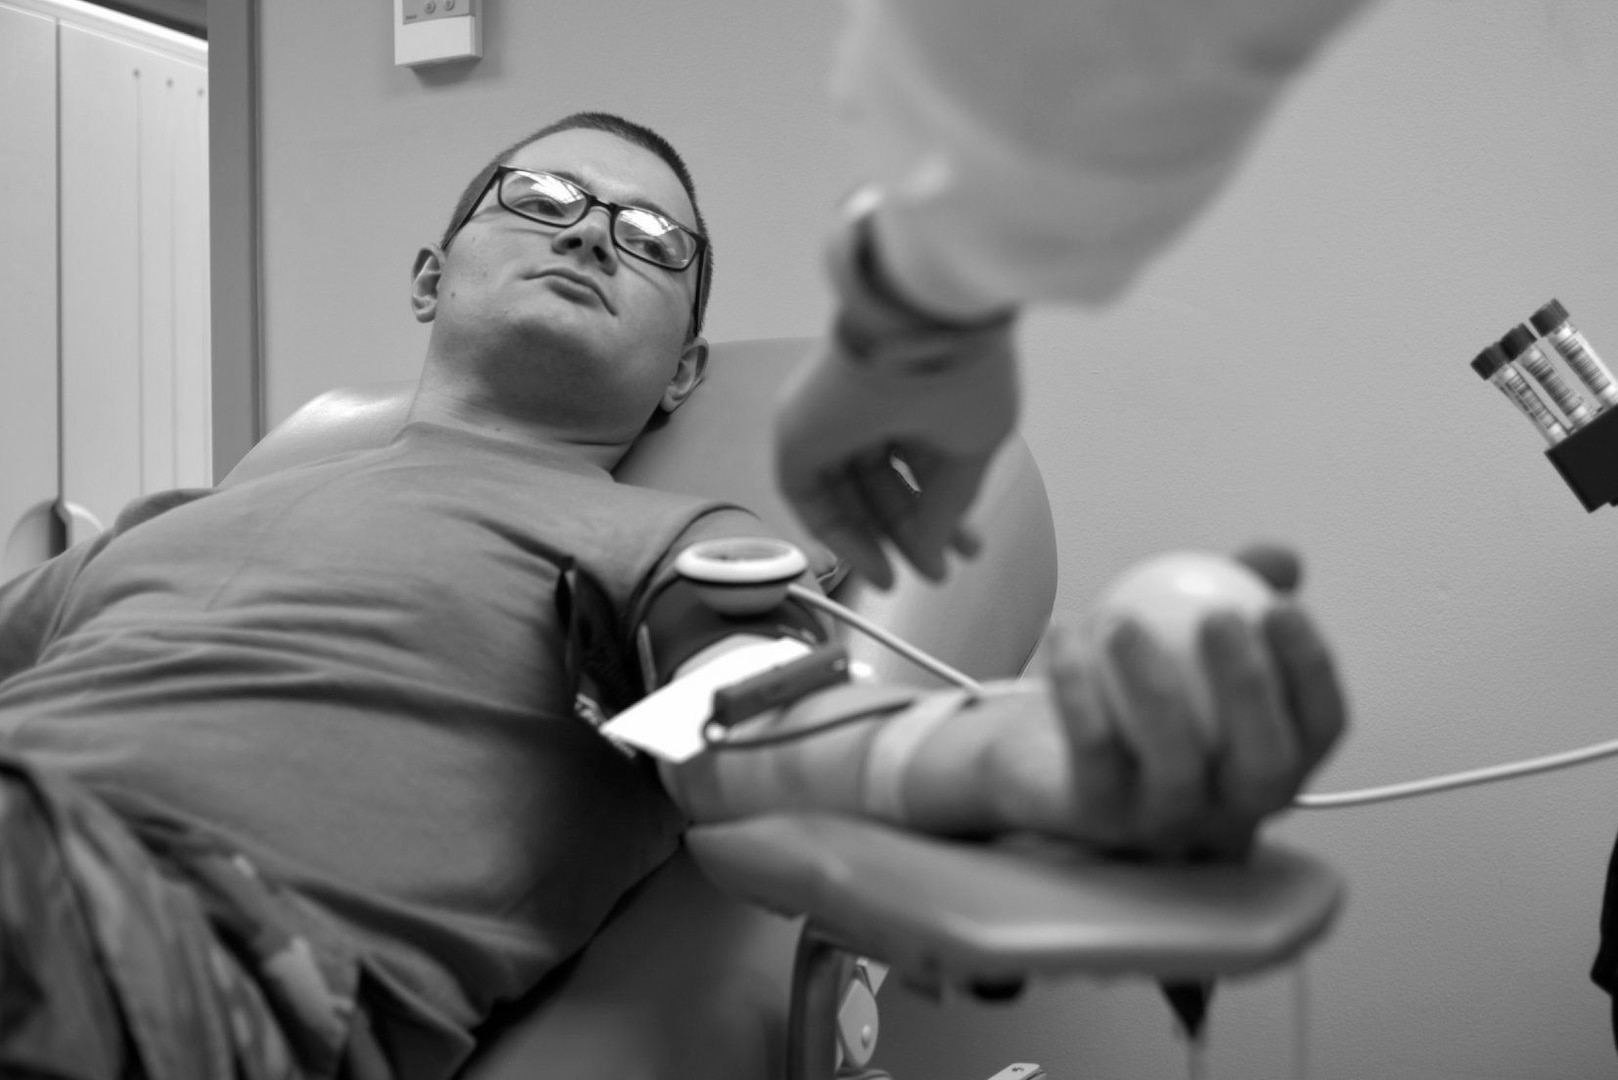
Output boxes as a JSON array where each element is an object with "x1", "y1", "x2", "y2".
[{"x1": 507, "y1": 309, "x2": 609, "y2": 359}]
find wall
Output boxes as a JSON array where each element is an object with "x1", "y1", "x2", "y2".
[
  {"x1": 254, "y1": 2, "x2": 1618, "y2": 1076},
  {"x1": 255, "y1": 0, "x2": 862, "y2": 424}
]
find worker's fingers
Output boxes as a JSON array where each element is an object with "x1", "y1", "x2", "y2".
[
  {"x1": 793, "y1": 471, "x2": 896, "y2": 591},
  {"x1": 949, "y1": 523, "x2": 982, "y2": 560},
  {"x1": 831, "y1": 446, "x2": 991, "y2": 586},
  {"x1": 851, "y1": 451, "x2": 943, "y2": 583},
  {"x1": 903, "y1": 452, "x2": 993, "y2": 583}
]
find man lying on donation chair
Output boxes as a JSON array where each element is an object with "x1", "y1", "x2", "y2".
[{"x1": 0, "y1": 111, "x2": 1347, "y2": 1080}]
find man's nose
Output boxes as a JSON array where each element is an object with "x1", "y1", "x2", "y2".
[{"x1": 553, "y1": 207, "x2": 617, "y2": 268}]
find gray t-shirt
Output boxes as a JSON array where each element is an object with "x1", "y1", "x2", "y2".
[{"x1": 0, "y1": 420, "x2": 759, "y2": 1073}]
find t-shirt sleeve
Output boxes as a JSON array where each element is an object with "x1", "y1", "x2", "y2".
[
  {"x1": 0, "y1": 536, "x2": 107, "y2": 682},
  {"x1": 0, "y1": 488, "x2": 212, "y2": 683},
  {"x1": 833, "y1": 0, "x2": 1368, "y2": 315}
]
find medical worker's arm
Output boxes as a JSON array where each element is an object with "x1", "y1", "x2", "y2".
[
  {"x1": 775, "y1": 0, "x2": 1374, "y2": 586},
  {"x1": 657, "y1": 563, "x2": 1345, "y2": 858}
]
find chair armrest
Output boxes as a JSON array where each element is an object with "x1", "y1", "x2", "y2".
[
  {"x1": 463, "y1": 848, "x2": 802, "y2": 1080},
  {"x1": 686, "y1": 814, "x2": 1344, "y2": 990}
]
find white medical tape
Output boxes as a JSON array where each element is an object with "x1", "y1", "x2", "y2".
[{"x1": 860, "y1": 687, "x2": 974, "y2": 823}]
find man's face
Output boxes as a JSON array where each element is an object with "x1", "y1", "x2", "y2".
[{"x1": 421, "y1": 127, "x2": 705, "y2": 440}]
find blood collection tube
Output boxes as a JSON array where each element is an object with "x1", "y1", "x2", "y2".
[
  {"x1": 1529, "y1": 299, "x2": 1618, "y2": 409},
  {"x1": 1499, "y1": 323, "x2": 1595, "y2": 429},
  {"x1": 1471, "y1": 342, "x2": 1568, "y2": 445}
]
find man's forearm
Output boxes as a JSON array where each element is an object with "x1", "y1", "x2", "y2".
[{"x1": 660, "y1": 676, "x2": 1046, "y2": 837}]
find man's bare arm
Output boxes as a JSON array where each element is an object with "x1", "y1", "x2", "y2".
[
  {"x1": 658, "y1": 636, "x2": 1012, "y2": 836},
  {"x1": 657, "y1": 602, "x2": 1345, "y2": 857}
]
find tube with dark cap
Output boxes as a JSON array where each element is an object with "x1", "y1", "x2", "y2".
[
  {"x1": 1531, "y1": 299, "x2": 1618, "y2": 409},
  {"x1": 1500, "y1": 323, "x2": 1594, "y2": 430},
  {"x1": 1472, "y1": 341, "x2": 1568, "y2": 445}
]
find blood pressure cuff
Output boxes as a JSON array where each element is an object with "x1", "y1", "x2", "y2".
[
  {"x1": 554, "y1": 558, "x2": 832, "y2": 722},
  {"x1": 631, "y1": 572, "x2": 832, "y2": 692},
  {"x1": 554, "y1": 560, "x2": 646, "y2": 720}
]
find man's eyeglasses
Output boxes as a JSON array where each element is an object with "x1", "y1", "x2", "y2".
[{"x1": 447, "y1": 166, "x2": 708, "y2": 332}]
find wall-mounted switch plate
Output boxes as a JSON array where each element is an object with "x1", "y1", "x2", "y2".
[{"x1": 394, "y1": 0, "x2": 481, "y2": 68}]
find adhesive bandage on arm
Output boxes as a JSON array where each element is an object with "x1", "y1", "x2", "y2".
[{"x1": 859, "y1": 687, "x2": 975, "y2": 823}]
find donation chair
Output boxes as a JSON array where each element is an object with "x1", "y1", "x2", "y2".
[{"x1": 225, "y1": 338, "x2": 1343, "y2": 1080}]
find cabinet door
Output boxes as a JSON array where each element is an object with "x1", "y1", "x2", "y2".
[
  {"x1": 0, "y1": 5, "x2": 60, "y2": 583},
  {"x1": 59, "y1": 22, "x2": 210, "y2": 546}
]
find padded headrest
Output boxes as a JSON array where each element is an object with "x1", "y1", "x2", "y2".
[{"x1": 224, "y1": 339, "x2": 843, "y2": 582}]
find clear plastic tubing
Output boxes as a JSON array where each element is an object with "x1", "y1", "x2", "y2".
[
  {"x1": 1530, "y1": 298, "x2": 1618, "y2": 409},
  {"x1": 1471, "y1": 342, "x2": 1567, "y2": 445},
  {"x1": 1499, "y1": 323, "x2": 1593, "y2": 429}
]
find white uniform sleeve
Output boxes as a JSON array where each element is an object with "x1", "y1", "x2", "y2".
[{"x1": 831, "y1": 0, "x2": 1370, "y2": 316}]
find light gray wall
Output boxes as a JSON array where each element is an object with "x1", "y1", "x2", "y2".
[
  {"x1": 255, "y1": 2, "x2": 1618, "y2": 1076},
  {"x1": 207, "y1": 0, "x2": 260, "y2": 479},
  {"x1": 255, "y1": 0, "x2": 862, "y2": 424}
]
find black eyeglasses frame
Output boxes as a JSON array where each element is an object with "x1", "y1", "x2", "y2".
[{"x1": 445, "y1": 165, "x2": 709, "y2": 335}]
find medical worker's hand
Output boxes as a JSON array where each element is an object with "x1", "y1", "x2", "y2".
[
  {"x1": 994, "y1": 545, "x2": 1344, "y2": 859},
  {"x1": 774, "y1": 212, "x2": 1020, "y2": 590}
]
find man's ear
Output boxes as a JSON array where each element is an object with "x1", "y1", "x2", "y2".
[
  {"x1": 660, "y1": 336, "x2": 708, "y2": 414},
  {"x1": 411, "y1": 245, "x2": 446, "y2": 323}
]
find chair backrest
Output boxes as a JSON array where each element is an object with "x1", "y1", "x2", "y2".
[{"x1": 224, "y1": 338, "x2": 1059, "y2": 1078}]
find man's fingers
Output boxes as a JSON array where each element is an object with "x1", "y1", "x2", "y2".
[
  {"x1": 1200, "y1": 613, "x2": 1300, "y2": 818},
  {"x1": 1045, "y1": 622, "x2": 1131, "y2": 842},
  {"x1": 1192, "y1": 818, "x2": 1261, "y2": 863},
  {"x1": 1101, "y1": 618, "x2": 1208, "y2": 849},
  {"x1": 1263, "y1": 602, "x2": 1348, "y2": 772},
  {"x1": 1232, "y1": 542, "x2": 1302, "y2": 594}
]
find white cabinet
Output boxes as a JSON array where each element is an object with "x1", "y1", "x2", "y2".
[
  {"x1": 1, "y1": 0, "x2": 210, "y2": 581},
  {"x1": 0, "y1": 4, "x2": 62, "y2": 580}
]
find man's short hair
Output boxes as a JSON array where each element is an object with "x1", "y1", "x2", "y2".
[{"x1": 443, "y1": 112, "x2": 712, "y2": 336}]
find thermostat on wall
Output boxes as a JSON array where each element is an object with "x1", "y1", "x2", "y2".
[{"x1": 394, "y1": 0, "x2": 481, "y2": 68}]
